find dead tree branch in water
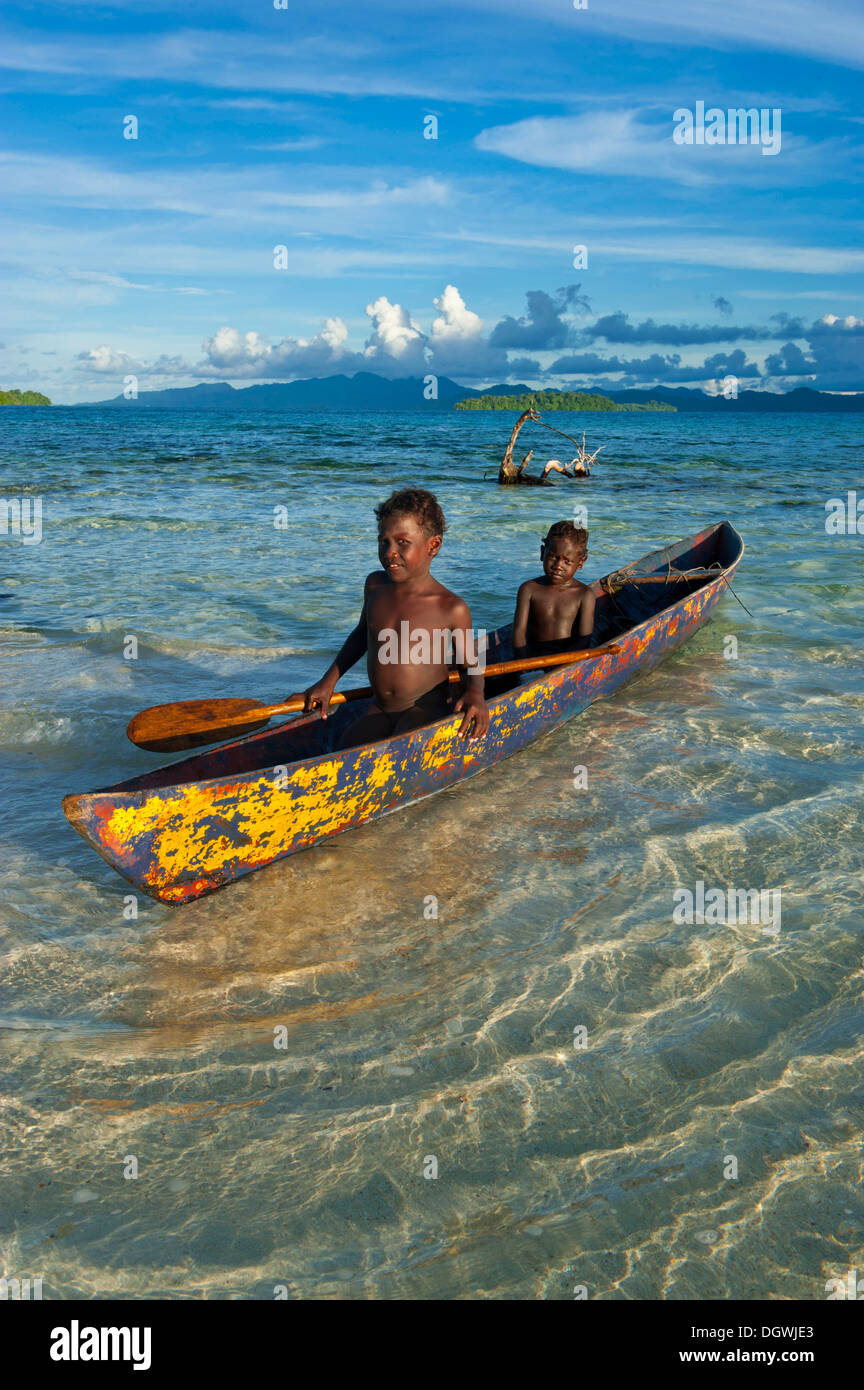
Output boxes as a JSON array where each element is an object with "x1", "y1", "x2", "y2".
[
  {"x1": 496, "y1": 410, "x2": 604, "y2": 485},
  {"x1": 498, "y1": 409, "x2": 540, "y2": 484}
]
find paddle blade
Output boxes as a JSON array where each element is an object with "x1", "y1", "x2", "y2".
[{"x1": 127, "y1": 698, "x2": 271, "y2": 753}]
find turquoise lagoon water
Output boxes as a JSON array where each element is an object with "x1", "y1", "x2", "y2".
[{"x1": 0, "y1": 406, "x2": 862, "y2": 1299}]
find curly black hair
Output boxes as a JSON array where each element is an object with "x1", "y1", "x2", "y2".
[
  {"x1": 543, "y1": 519, "x2": 588, "y2": 554},
  {"x1": 374, "y1": 488, "x2": 447, "y2": 539}
]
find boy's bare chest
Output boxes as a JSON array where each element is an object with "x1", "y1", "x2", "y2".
[
  {"x1": 367, "y1": 587, "x2": 447, "y2": 636},
  {"x1": 533, "y1": 585, "x2": 583, "y2": 619}
]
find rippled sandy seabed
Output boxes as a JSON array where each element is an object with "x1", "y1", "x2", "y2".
[{"x1": 1, "y1": 408, "x2": 862, "y2": 1300}]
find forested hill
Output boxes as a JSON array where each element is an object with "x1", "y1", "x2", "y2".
[
  {"x1": 455, "y1": 390, "x2": 676, "y2": 412},
  {"x1": 0, "y1": 388, "x2": 51, "y2": 404}
]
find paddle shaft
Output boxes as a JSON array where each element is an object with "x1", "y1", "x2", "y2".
[
  {"x1": 126, "y1": 641, "x2": 623, "y2": 751},
  {"x1": 182, "y1": 642, "x2": 621, "y2": 737}
]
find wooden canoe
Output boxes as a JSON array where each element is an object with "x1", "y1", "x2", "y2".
[{"x1": 63, "y1": 520, "x2": 743, "y2": 904}]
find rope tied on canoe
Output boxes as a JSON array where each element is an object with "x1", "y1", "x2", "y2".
[
  {"x1": 601, "y1": 560, "x2": 726, "y2": 594},
  {"x1": 601, "y1": 550, "x2": 753, "y2": 616}
]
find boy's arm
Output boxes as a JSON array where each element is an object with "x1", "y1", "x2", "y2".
[
  {"x1": 330, "y1": 612, "x2": 368, "y2": 679},
  {"x1": 449, "y1": 599, "x2": 490, "y2": 741},
  {"x1": 512, "y1": 582, "x2": 532, "y2": 659},
  {"x1": 455, "y1": 670, "x2": 488, "y2": 741},
  {"x1": 288, "y1": 576, "x2": 371, "y2": 718},
  {"x1": 571, "y1": 586, "x2": 596, "y2": 650}
]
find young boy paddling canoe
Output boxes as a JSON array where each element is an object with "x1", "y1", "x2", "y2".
[
  {"x1": 513, "y1": 520, "x2": 596, "y2": 659},
  {"x1": 290, "y1": 488, "x2": 490, "y2": 746}
]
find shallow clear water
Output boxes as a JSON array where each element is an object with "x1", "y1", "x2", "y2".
[{"x1": 0, "y1": 406, "x2": 862, "y2": 1299}]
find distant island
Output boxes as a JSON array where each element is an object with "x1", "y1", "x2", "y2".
[
  {"x1": 71, "y1": 374, "x2": 864, "y2": 412},
  {"x1": 0, "y1": 388, "x2": 51, "y2": 405},
  {"x1": 455, "y1": 390, "x2": 676, "y2": 412}
]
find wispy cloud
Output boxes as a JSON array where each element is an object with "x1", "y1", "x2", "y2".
[
  {"x1": 476, "y1": 109, "x2": 858, "y2": 187},
  {"x1": 451, "y1": 0, "x2": 864, "y2": 71},
  {"x1": 7, "y1": 0, "x2": 864, "y2": 85},
  {"x1": 0, "y1": 25, "x2": 535, "y2": 102},
  {"x1": 599, "y1": 236, "x2": 864, "y2": 275},
  {"x1": 0, "y1": 151, "x2": 451, "y2": 223},
  {"x1": 249, "y1": 138, "x2": 325, "y2": 152},
  {"x1": 441, "y1": 226, "x2": 864, "y2": 276}
]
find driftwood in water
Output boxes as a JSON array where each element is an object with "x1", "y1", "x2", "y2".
[
  {"x1": 497, "y1": 411, "x2": 557, "y2": 486},
  {"x1": 496, "y1": 410, "x2": 604, "y2": 486},
  {"x1": 516, "y1": 450, "x2": 555, "y2": 483},
  {"x1": 498, "y1": 409, "x2": 542, "y2": 484},
  {"x1": 542, "y1": 460, "x2": 575, "y2": 478},
  {"x1": 567, "y1": 431, "x2": 606, "y2": 476}
]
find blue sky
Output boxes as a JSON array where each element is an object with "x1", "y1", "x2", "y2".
[{"x1": 1, "y1": 0, "x2": 863, "y2": 401}]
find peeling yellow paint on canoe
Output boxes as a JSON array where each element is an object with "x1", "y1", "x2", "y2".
[{"x1": 127, "y1": 723, "x2": 470, "y2": 896}]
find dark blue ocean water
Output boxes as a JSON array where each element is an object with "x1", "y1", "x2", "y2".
[{"x1": 0, "y1": 406, "x2": 862, "y2": 1299}]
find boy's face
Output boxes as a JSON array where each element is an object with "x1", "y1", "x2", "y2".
[
  {"x1": 378, "y1": 512, "x2": 441, "y2": 581},
  {"x1": 541, "y1": 537, "x2": 586, "y2": 585}
]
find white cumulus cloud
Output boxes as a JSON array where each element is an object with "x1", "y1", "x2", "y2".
[
  {"x1": 75, "y1": 344, "x2": 142, "y2": 373},
  {"x1": 198, "y1": 317, "x2": 355, "y2": 377},
  {"x1": 426, "y1": 283, "x2": 512, "y2": 377},
  {"x1": 363, "y1": 296, "x2": 427, "y2": 366},
  {"x1": 430, "y1": 284, "x2": 483, "y2": 346},
  {"x1": 72, "y1": 284, "x2": 582, "y2": 387},
  {"x1": 821, "y1": 313, "x2": 864, "y2": 328}
]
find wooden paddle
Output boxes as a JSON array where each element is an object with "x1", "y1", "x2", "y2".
[{"x1": 127, "y1": 642, "x2": 622, "y2": 752}]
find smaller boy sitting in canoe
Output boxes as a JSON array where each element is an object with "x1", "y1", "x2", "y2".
[
  {"x1": 513, "y1": 520, "x2": 596, "y2": 660},
  {"x1": 291, "y1": 487, "x2": 490, "y2": 747}
]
